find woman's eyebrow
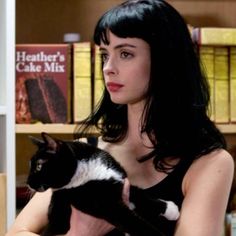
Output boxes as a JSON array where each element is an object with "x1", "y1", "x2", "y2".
[
  {"x1": 99, "y1": 43, "x2": 137, "y2": 51},
  {"x1": 114, "y1": 43, "x2": 137, "y2": 49}
]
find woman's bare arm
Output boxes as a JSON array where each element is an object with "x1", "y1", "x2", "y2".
[
  {"x1": 175, "y1": 149, "x2": 234, "y2": 236},
  {"x1": 5, "y1": 189, "x2": 51, "y2": 236}
]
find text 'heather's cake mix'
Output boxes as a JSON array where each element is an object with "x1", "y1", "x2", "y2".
[{"x1": 15, "y1": 44, "x2": 71, "y2": 124}]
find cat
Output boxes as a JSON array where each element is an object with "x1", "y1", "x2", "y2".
[{"x1": 27, "y1": 132, "x2": 179, "y2": 236}]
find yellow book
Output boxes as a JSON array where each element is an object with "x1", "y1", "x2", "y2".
[
  {"x1": 230, "y1": 47, "x2": 236, "y2": 122},
  {"x1": 199, "y1": 46, "x2": 215, "y2": 121},
  {"x1": 94, "y1": 45, "x2": 104, "y2": 108},
  {"x1": 214, "y1": 47, "x2": 230, "y2": 123},
  {"x1": 192, "y1": 27, "x2": 236, "y2": 46},
  {"x1": 73, "y1": 42, "x2": 92, "y2": 122}
]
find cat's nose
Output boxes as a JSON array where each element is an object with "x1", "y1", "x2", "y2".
[
  {"x1": 27, "y1": 180, "x2": 48, "y2": 192},
  {"x1": 37, "y1": 185, "x2": 48, "y2": 192}
]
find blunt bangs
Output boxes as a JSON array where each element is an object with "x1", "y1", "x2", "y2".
[{"x1": 94, "y1": 1, "x2": 155, "y2": 45}]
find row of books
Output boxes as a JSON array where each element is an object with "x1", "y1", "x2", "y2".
[
  {"x1": 192, "y1": 27, "x2": 236, "y2": 123},
  {"x1": 15, "y1": 27, "x2": 236, "y2": 124},
  {"x1": 15, "y1": 43, "x2": 103, "y2": 124},
  {"x1": 199, "y1": 46, "x2": 236, "y2": 123}
]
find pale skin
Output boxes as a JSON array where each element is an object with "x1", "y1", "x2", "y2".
[{"x1": 6, "y1": 32, "x2": 234, "y2": 236}]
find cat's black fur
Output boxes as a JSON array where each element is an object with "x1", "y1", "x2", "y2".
[{"x1": 27, "y1": 132, "x2": 179, "y2": 236}]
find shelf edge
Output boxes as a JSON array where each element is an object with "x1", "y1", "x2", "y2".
[
  {"x1": 15, "y1": 124, "x2": 99, "y2": 135},
  {"x1": 217, "y1": 124, "x2": 236, "y2": 134},
  {"x1": 15, "y1": 123, "x2": 236, "y2": 134},
  {"x1": 15, "y1": 124, "x2": 77, "y2": 134}
]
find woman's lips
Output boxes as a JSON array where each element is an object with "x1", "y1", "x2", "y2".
[{"x1": 106, "y1": 82, "x2": 124, "y2": 92}]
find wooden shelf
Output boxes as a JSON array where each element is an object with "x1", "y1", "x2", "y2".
[
  {"x1": 16, "y1": 124, "x2": 77, "y2": 134},
  {"x1": 15, "y1": 124, "x2": 99, "y2": 135},
  {"x1": 15, "y1": 123, "x2": 236, "y2": 134},
  {"x1": 217, "y1": 124, "x2": 236, "y2": 134}
]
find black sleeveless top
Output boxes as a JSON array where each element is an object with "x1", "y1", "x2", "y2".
[
  {"x1": 137, "y1": 158, "x2": 194, "y2": 235},
  {"x1": 106, "y1": 158, "x2": 194, "y2": 236}
]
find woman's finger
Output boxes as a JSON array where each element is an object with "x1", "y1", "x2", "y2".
[{"x1": 122, "y1": 178, "x2": 130, "y2": 205}]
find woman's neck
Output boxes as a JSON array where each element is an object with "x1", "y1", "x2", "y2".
[
  {"x1": 127, "y1": 103, "x2": 143, "y2": 137},
  {"x1": 126, "y1": 102, "x2": 152, "y2": 148}
]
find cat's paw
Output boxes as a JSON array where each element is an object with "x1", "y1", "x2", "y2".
[{"x1": 161, "y1": 201, "x2": 180, "y2": 221}]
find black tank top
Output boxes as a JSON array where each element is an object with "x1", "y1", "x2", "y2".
[
  {"x1": 137, "y1": 158, "x2": 194, "y2": 235},
  {"x1": 106, "y1": 158, "x2": 194, "y2": 236}
]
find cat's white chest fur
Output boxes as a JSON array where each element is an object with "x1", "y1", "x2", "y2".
[{"x1": 62, "y1": 157, "x2": 124, "y2": 189}]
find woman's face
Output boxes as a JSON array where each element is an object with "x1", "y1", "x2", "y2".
[{"x1": 100, "y1": 31, "x2": 151, "y2": 105}]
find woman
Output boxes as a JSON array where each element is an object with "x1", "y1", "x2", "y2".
[{"x1": 6, "y1": 0, "x2": 234, "y2": 235}]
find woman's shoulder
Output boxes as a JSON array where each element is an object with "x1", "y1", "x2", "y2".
[
  {"x1": 191, "y1": 149, "x2": 233, "y2": 172},
  {"x1": 183, "y1": 149, "x2": 234, "y2": 194}
]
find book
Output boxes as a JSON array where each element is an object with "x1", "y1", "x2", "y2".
[
  {"x1": 192, "y1": 27, "x2": 236, "y2": 46},
  {"x1": 214, "y1": 47, "x2": 230, "y2": 123},
  {"x1": 93, "y1": 45, "x2": 104, "y2": 108},
  {"x1": 73, "y1": 42, "x2": 92, "y2": 122},
  {"x1": 199, "y1": 46, "x2": 215, "y2": 121},
  {"x1": 230, "y1": 47, "x2": 236, "y2": 123},
  {"x1": 15, "y1": 44, "x2": 71, "y2": 124}
]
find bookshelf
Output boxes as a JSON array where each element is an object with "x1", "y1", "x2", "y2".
[
  {"x1": 0, "y1": 0, "x2": 234, "y2": 235},
  {"x1": 14, "y1": 0, "x2": 236, "y2": 134}
]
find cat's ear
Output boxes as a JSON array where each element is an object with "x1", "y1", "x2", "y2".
[
  {"x1": 29, "y1": 135, "x2": 44, "y2": 147},
  {"x1": 41, "y1": 132, "x2": 58, "y2": 151}
]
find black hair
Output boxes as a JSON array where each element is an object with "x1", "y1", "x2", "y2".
[{"x1": 75, "y1": 0, "x2": 226, "y2": 171}]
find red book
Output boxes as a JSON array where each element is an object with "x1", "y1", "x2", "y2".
[{"x1": 15, "y1": 44, "x2": 71, "y2": 124}]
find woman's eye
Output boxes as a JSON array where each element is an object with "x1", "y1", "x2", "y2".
[
  {"x1": 101, "y1": 53, "x2": 109, "y2": 62},
  {"x1": 120, "y1": 51, "x2": 133, "y2": 59}
]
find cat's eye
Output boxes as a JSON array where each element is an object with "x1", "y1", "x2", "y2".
[{"x1": 35, "y1": 159, "x2": 47, "y2": 172}]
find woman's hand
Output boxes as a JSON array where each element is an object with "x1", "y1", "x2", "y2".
[{"x1": 65, "y1": 178, "x2": 131, "y2": 236}]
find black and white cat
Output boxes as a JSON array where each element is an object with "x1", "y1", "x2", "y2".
[{"x1": 27, "y1": 132, "x2": 179, "y2": 236}]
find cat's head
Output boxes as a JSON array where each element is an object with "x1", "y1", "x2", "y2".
[{"x1": 27, "y1": 132, "x2": 77, "y2": 192}]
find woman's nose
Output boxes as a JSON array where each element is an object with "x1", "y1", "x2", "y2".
[{"x1": 103, "y1": 58, "x2": 118, "y2": 76}]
